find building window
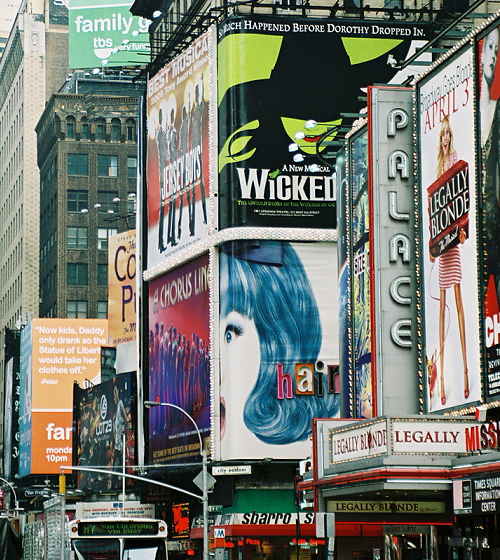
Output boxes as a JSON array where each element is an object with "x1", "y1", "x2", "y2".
[
  {"x1": 97, "y1": 155, "x2": 118, "y2": 177},
  {"x1": 97, "y1": 264, "x2": 108, "y2": 286},
  {"x1": 67, "y1": 153, "x2": 88, "y2": 176},
  {"x1": 98, "y1": 228, "x2": 118, "y2": 250},
  {"x1": 97, "y1": 301, "x2": 108, "y2": 319},
  {"x1": 111, "y1": 118, "x2": 121, "y2": 141},
  {"x1": 66, "y1": 116, "x2": 76, "y2": 139},
  {"x1": 96, "y1": 118, "x2": 106, "y2": 141},
  {"x1": 67, "y1": 227, "x2": 88, "y2": 249},
  {"x1": 126, "y1": 118, "x2": 136, "y2": 142},
  {"x1": 127, "y1": 193, "x2": 136, "y2": 213},
  {"x1": 81, "y1": 118, "x2": 90, "y2": 140},
  {"x1": 127, "y1": 156, "x2": 137, "y2": 179},
  {"x1": 67, "y1": 190, "x2": 88, "y2": 212},
  {"x1": 67, "y1": 300, "x2": 87, "y2": 318},
  {"x1": 67, "y1": 263, "x2": 88, "y2": 286},
  {"x1": 97, "y1": 191, "x2": 119, "y2": 213}
]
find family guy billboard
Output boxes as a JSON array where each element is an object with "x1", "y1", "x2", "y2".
[
  {"x1": 148, "y1": 254, "x2": 210, "y2": 463},
  {"x1": 147, "y1": 30, "x2": 214, "y2": 267},
  {"x1": 217, "y1": 14, "x2": 429, "y2": 230},
  {"x1": 416, "y1": 45, "x2": 482, "y2": 412}
]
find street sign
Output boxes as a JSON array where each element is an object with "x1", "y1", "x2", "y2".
[{"x1": 193, "y1": 471, "x2": 216, "y2": 492}]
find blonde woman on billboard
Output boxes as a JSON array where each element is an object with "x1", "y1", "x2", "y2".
[{"x1": 431, "y1": 116, "x2": 469, "y2": 405}]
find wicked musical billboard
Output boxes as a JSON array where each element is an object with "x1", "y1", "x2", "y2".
[
  {"x1": 148, "y1": 254, "x2": 210, "y2": 463},
  {"x1": 217, "y1": 14, "x2": 429, "y2": 230},
  {"x1": 147, "y1": 30, "x2": 214, "y2": 268},
  {"x1": 417, "y1": 45, "x2": 481, "y2": 412}
]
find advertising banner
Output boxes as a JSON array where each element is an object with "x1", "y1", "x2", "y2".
[
  {"x1": 108, "y1": 230, "x2": 137, "y2": 346},
  {"x1": 417, "y1": 46, "x2": 481, "y2": 412},
  {"x1": 147, "y1": 30, "x2": 214, "y2": 268},
  {"x1": 218, "y1": 14, "x2": 429, "y2": 230},
  {"x1": 478, "y1": 21, "x2": 500, "y2": 399},
  {"x1": 74, "y1": 373, "x2": 135, "y2": 490},
  {"x1": 19, "y1": 322, "x2": 33, "y2": 478},
  {"x1": 219, "y1": 241, "x2": 338, "y2": 460},
  {"x1": 3, "y1": 329, "x2": 21, "y2": 479},
  {"x1": 148, "y1": 254, "x2": 210, "y2": 463},
  {"x1": 349, "y1": 128, "x2": 373, "y2": 419},
  {"x1": 69, "y1": 0, "x2": 150, "y2": 69},
  {"x1": 21, "y1": 318, "x2": 108, "y2": 474}
]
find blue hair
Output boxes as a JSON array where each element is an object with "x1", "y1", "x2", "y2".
[{"x1": 220, "y1": 241, "x2": 339, "y2": 444}]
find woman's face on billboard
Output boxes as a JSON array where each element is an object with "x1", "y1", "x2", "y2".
[{"x1": 219, "y1": 311, "x2": 260, "y2": 438}]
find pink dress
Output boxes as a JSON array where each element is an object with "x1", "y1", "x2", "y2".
[{"x1": 438, "y1": 152, "x2": 462, "y2": 290}]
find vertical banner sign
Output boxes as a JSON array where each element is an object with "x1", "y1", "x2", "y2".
[
  {"x1": 69, "y1": 0, "x2": 150, "y2": 69},
  {"x1": 108, "y1": 230, "x2": 137, "y2": 346},
  {"x1": 218, "y1": 14, "x2": 430, "y2": 230},
  {"x1": 478, "y1": 21, "x2": 500, "y2": 399},
  {"x1": 74, "y1": 374, "x2": 135, "y2": 491},
  {"x1": 348, "y1": 129, "x2": 374, "y2": 419},
  {"x1": 219, "y1": 241, "x2": 338, "y2": 460},
  {"x1": 19, "y1": 323, "x2": 33, "y2": 478},
  {"x1": 147, "y1": 30, "x2": 214, "y2": 268},
  {"x1": 148, "y1": 254, "x2": 210, "y2": 463},
  {"x1": 368, "y1": 87, "x2": 418, "y2": 412},
  {"x1": 417, "y1": 45, "x2": 481, "y2": 412}
]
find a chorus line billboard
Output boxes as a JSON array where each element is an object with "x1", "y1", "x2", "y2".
[
  {"x1": 147, "y1": 30, "x2": 214, "y2": 267},
  {"x1": 218, "y1": 240, "x2": 338, "y2": 460},
  {"x1": 417, "y1": 45, "x2": 481, "y2": 412},
  {"x1": 217, "y1": 14, "x2": 429, "y2": 230},
  {"x1": 148, "y1": 254, "x2": 210, "y2": 463},
  {"x1": 69, "y1": 0, "x2": 151, "y2": 69}
]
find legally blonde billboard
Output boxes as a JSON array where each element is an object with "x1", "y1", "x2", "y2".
[
  {"x1": 148, "y1": 254, "x2": 210, "y2": 463},
  {"x1": 417, "y1": 45, "x2": 481, "y2": 412},
  {"x1": 218, "y1": 14, "x2": 430, "y2": 230},
  {"x1": 147, "y1": 30, "x2": 214, "y2": 268},
  {"x1": 218, "y1": 240, "x2": 338, "y2": 460}
]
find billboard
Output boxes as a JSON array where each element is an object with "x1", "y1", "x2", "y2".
[
  {"x1": 147, "y1": 30, "x2": 214, "y2": 267},
  {"x1": 478, "y1": 21, "x2": 500, "y2": 400},
  {"x1": 148, "y1": 254, "x2": 210, "y2": 463},
  {"x1": 217, "y1": 14, "x2": 429, "y2": 230},
  {"x1": 69, "y1": 0, "x2": 151, "y2": 69},
  {"x1": 108, "y1": 230, "x2": 137, "y2": 346},
  {"x1": 218, "y1": 240, "x2": 338, "y2": 460},
  {"x1": 3, "y1": 329, "x2": 21, "y2": 479},
  {"x1": 417, "y1": 45, "x2": 481, "y2": 412},
  {"x1": 74, "y1": 373, "x2": 135, "y2": 490},
  {"x1": 349, "y1": 128, "x2": 373, "y2": 419},
  {"x1": 20, "y1": 319, "x2": 108, "y2": 475}
]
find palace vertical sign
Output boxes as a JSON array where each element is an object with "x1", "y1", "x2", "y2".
[{"x1": 368, "y1": 87, "x2": 419, "y2": 413}]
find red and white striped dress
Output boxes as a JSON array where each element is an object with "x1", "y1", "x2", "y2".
[{"x1": 438, "y1": 151, "x2": 462, "y2": 290}]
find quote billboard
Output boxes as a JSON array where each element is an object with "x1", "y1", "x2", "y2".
[
  {"x1": 417, "y1": 46, "x2": 481, "y2": 412},
  {"x1": 74, "y1": 373, "x2": 135, "y2": 490},
  {"x1": 218, "y1": 240, "x2": 338, "y2": 460},
  {"x1": 147, "y1": 30, "x2": 214, "y2": 268},
  {"x1": 108, "y1": 230, "x2": 137, "y2": 346},
  {"x1": 20, "y1": 319, "x2": 108, "y2": 475},
  {"x1": 69, "y1": 0, "x2": 150, "y2": 69},
  {"x1": 218, "y1": 14, "x2": 429, "y2": 230},
  {"x1": 148, "y1": 254, "x2": 210, "y2": 463}
]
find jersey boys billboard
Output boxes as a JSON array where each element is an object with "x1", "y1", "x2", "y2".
[
  {"x1": 147, "y1": 31, "x2": 214, "y2": 267},
  {"x1": 217, "y1": 15, "x2": 429, "y2": 230}
]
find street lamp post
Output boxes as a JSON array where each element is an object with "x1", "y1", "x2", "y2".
[
  {"x1": 144, "y1": 401, "x2": 209, "y2": 560},
  {"x1": 0, "y1": 476, "x2": 20, "y2": 513}
]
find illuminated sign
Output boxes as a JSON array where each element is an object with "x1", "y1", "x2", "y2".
[{"x1": 78, "y1": 520, "x2": 159, "y2": 537}]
